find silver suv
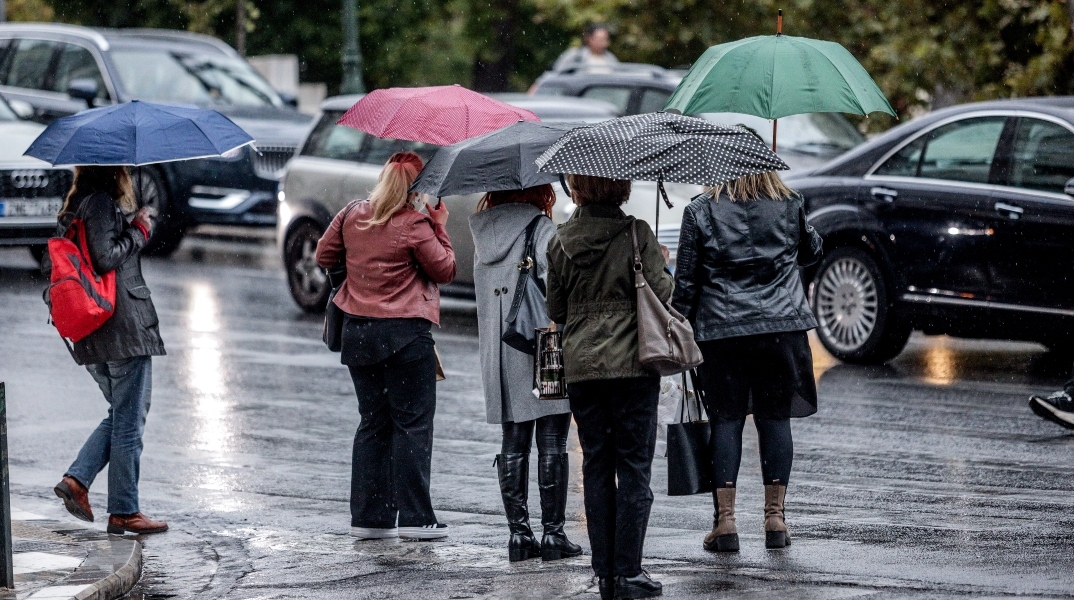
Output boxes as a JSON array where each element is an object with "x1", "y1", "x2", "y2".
[{"x1": 278, "y1": 93, "x2": 702, "y2": 311}]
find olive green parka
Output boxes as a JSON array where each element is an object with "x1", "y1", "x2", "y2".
[{"x1": 546, "y1": 204, "x2": 673, "y2": 384}]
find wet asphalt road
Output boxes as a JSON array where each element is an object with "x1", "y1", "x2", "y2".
[{"x1": 2, "y1": 234, "x2": 1074, "y2": 599}]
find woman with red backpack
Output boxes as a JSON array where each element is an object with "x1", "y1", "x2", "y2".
[{"x1": 50, "y1": 166, "x2": 169, "y2": 535}]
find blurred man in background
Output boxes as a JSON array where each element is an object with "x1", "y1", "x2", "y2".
[{"x1": 553, "y1": 23, "x2": 619, "y2": 72}]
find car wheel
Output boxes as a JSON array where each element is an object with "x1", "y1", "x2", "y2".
[
  {"x1": 284, "y1": 220, "x2": 330, "y2": 313},
  {"x1": 811, "y1": 246, "x2": 911, "y2": 364},
  {"x1": 133, "y1": 167, "x2": 185, "y2": 256},
  {"x1": 29, "y1": 244, "x2": 47, "y2": 268}
]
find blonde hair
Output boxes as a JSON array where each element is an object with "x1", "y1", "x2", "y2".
[
  {"x1": 60, "y1": 166, "x2": 137, "y2": 217},
  {"x1": 361, "y1": 152, "x2": 425, "y2": 228},
  {"x1": 705, "y1": 171, "x2": 795, "y2": 202}
]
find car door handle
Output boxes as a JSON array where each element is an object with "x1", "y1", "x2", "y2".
[
  {"x1": 994, "y1": 201, "x2": 1024, "y2": 219},
  {"x1": 870, "y1": 187, "x2": 898, "y2": 202}
]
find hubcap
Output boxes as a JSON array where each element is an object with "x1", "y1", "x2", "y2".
[
  {"x1": 294, "y1": 236, "x2": 326, "y2": 294},
  {"x1": 815, "y1": 257, "x2": 879, "y2": 352}
]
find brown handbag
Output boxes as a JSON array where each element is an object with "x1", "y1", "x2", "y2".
[{"x1": 630, "y1": 220, "x2": 703, "y2": 376}]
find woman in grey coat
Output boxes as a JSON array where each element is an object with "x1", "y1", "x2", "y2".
[{"x1": 470, "y1": 184, "x2": 581, "y2": 563}]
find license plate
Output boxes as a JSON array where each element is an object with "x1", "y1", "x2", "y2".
[{"x1": 0, "y1": 198, "x2": 63, "y2": 218}]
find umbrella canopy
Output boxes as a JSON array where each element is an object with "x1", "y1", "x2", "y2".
[
  {"x1": 664, "y1": 35, "x2": 895, "y2": 120},
  {"x1": 337, "y1": 85, "x2": 540, "y2": 146},
  {"x1": 410, "y1": 121, "x2": 583, "y2": 197},
  {"x1": 535, "y1": 112, "x2": 788, "y2": 187},
  {"x1": 23, "y1": 100, "x2": 254, "y2": 166}
]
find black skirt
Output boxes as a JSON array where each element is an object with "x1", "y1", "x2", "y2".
[{"x1": 697, "y1": 330, "x2": 817, "y2": 420}]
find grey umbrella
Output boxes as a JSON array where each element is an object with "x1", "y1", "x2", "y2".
[
  {"x1": 535, "y1": 112, "x2": 789, "y2": 228},
  {"x1": 410, "y1": 120, "x2": 584, "y2": 197}
]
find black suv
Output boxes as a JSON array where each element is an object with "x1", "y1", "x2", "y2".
[
  {"x1": 789, "y1": 98, "x2": 1074, "y2": 363},
  {"x1": 0, "y1": 24, "x2": 311, "y2": 254}
]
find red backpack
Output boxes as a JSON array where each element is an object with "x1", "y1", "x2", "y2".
[{"x1": 46, "y1": 218, "x2": 116, "y2": 343}]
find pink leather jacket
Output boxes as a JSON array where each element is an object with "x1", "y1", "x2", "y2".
[{"x1": 315, "y1": 201, "x2": 456, "y2": 325}]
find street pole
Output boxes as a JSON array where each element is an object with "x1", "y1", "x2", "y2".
[
  {"x1": 340, "y1": 0, "x2": 365, "y2": 94},
  {"x1": 0, "y1": 383, "x2": 13, "y2": 589},
  {"x1": 235, "y1": 0, "x2": 247, "y2": 57},
  {"x1": 0, "y1": 0, "x2": 6, "y2": 23}
]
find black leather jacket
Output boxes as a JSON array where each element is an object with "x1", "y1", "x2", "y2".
[
  {"x1": 56, "y1": 192, "x2": 166, "y2": 365},
  {"x1": 671, "y1": 193, "x2": 823, "y2": 341}
]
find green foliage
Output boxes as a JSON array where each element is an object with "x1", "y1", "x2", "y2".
[{"x1": 22, "y1": 0, "x2": 1074, "y2": 120}]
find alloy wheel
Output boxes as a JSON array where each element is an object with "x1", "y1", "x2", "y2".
[
  {"x1": 815, "y1": 256, "x2": 880, "y2": 353},
  {"x1": 295, "y1": 236, "x2": 326, "y2": 295}
]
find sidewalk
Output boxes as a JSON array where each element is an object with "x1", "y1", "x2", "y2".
[{"x1": 1, "y1": 507, "x2": 140, "y2": 600}]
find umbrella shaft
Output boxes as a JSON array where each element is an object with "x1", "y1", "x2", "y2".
[{"x1": 772, "y1": 119, "x2": 778, "y2": 153}]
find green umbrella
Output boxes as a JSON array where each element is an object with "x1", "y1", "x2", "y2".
[{"x1": 664, "y1": 12, "x2": 895, "y2": 151}]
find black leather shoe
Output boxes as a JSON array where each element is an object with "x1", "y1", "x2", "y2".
[
  {"x1": 615, "y1": 572, "x2": 663, "y2": 598},
  {"x1": 597, "y1": 576, "x2": 614, "y2": 600}
]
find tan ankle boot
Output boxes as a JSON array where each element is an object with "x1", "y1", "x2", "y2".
[
  {"x1": 703, "y1": 486, "x2": 739, "y2": 552},
  {"x1": 764, "y1": 483, "x2": 790, "y2": 548}
]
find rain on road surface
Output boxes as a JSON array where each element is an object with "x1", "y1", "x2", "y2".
[{"x1": 2, "y1": 233, "x2": 1073, "y2": 599}]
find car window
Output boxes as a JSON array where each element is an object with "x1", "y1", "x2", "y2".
[
  {"x1": 580, "y1": 86, "x2": 632, "y2": 114},
  {"x1": 301, "y1": 111, "x2": 366, "y2": 162},
  {"x1": 361, "y1": 137, "x2": 440, "y2": 166},
  {"x1": 51, "y1": 44, "x2": 108, "y2": 100},
  {"x1": 874, "y1": 136, "x2": 926, "y2": 177},
  {"x1": 917, "y1": 117, "x2": 1006, "y2": 184},
  {"x1": 4, "y1": 39, "x2": 57, "y2": 90},
  {"x1": 701, "y1": 112, "x2": 864, "y2": 153},
  {"x1": 110, "y1": 49, "x2": 281, "y2": 107},
  {"x1": 1008, "y1": 118, "x2": 1074, "y2": 195},
  {"x1": 638, "y1": 88, "x2": 671, "y2": 114}
]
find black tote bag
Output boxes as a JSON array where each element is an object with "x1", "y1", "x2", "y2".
[
  {"x1": 667, "y1": 371, "x2": 713, "y2": 496},
  {"x1": 323, "y1": 201, "x2": 359, "y2": 352},
  {"x1": 502, "y1": 215, "x2": 550, "y2": 355}
]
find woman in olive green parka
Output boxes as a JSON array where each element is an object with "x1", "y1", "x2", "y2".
[{"x1": 545, "y1": 174, "x2": 672, "y2": 600}]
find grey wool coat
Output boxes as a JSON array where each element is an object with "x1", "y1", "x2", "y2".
[{"x1": 470, "y1": 203, "x2": 571, "y2": 424}]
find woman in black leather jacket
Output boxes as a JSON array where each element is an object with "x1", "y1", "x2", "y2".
[{"x1": 671, "y1": 169, "x2": 822, "y2": 554}]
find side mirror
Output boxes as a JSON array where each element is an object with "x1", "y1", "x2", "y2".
[
  {"x1": 66, "y1": 79, "x2": 99, "y2": 105},
  {"x1": 1065, "y1": 177, "x2": 1074, "y2": 198},
  {"x1": 8, "y1": 99, "x2": 34, "y2": 120},
  {"x1": 278, "y1": 92, "x2": 299, "y2": 110}
]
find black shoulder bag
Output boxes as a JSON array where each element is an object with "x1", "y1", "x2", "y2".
[
  {"x1": 501, "y1": 214, "x2": 551, "y2": 355},
  {"x1": 323, "y1": 201, "x2": 359, "y2": 352}
]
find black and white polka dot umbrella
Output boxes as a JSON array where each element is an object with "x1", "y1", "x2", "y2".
[{"x1": 535, "y1": 112, "x2": 789, "y2": 187}]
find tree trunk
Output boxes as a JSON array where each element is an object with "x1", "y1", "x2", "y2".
[{"x1": 471, "y1": 0, "x2": 517, "y2": 92}]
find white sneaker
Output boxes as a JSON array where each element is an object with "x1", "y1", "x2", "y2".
[
  {"x1": 398, "y1": 523, "x2": 449, "y2": 540},
  {"x1": 351, "y1": 526, "x2": 398, "y2": 540}
]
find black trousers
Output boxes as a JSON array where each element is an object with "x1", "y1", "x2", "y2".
[
  {"x1": 501, "y1": 413, "x2": 572, "y2": 455},
  {"x1": 347, "y1": 334, "x2": 438, "y2": 528},
  {"x1": 568, "y1": 376, "x2": 660, "y2": 578}
]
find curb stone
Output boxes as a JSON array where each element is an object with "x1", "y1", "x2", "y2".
[{"x1": 4, "y1": 517, "x2": 142, "y2": 600}]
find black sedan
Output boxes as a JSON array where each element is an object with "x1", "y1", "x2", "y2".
[{"x1": 790, "y1": 97, "x2": 1074, "y2": 363}]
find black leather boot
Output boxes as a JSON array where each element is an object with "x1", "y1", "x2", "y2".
[
  {"x1": 496, "y1": 453, "x2": 541, "y2": 561},
  {"x1": 615, "y1": 572, "x2": 663, "y2": 598},
  {"x1": 537, "y1": 453, "x2": 583, "y2": 561}
]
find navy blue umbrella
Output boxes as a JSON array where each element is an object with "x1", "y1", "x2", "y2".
[{"x1": 23, "y1": 100, "x2": 254, "y2": 166}]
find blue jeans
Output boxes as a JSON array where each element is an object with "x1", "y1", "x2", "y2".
[{"x1": 66, "y1": 356, "x2": 152, "y2": 515}]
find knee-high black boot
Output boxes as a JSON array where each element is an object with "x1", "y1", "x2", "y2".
[
  {"x1": 496, "y1": 453, "x2": 541, "y2": 561},
  {"x1": 537, "y1": 453, "x2": 583, "y2": 561}
]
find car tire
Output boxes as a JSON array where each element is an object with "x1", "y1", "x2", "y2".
[
  {"x1": 29, "y1": 244, "x2": 47, "y2": 268},
  {"x1": 133, "y1": 167, "x2": 185, "y2": 257},
  {"x1": 810, "y1": 246, "x2": 911, "y2": 364},
  {"x1": 284, "y1": 220, "x2": 330, "y2": 313}
]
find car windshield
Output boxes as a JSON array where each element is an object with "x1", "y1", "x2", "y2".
[
  {"x1": 700, "y1": 112, "x2": 865, "y2": 153},
  {"x1": 0, "y1": 96, "x2": 16, "y2": 121},
  {"x1": 110, "y1": 49, "x2": 281, "y2": 107}
]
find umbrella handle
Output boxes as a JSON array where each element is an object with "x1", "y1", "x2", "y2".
[{"x1": 559, "y1": 174, "x2": 572, "y2": 198}]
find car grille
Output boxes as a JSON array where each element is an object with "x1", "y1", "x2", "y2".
[
  {"x1": 0, "y1": 168, "x2": 73, "y2": 199},
  {"x1": 252, "y1": 145, "x2": 296, "y2": 181}
]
